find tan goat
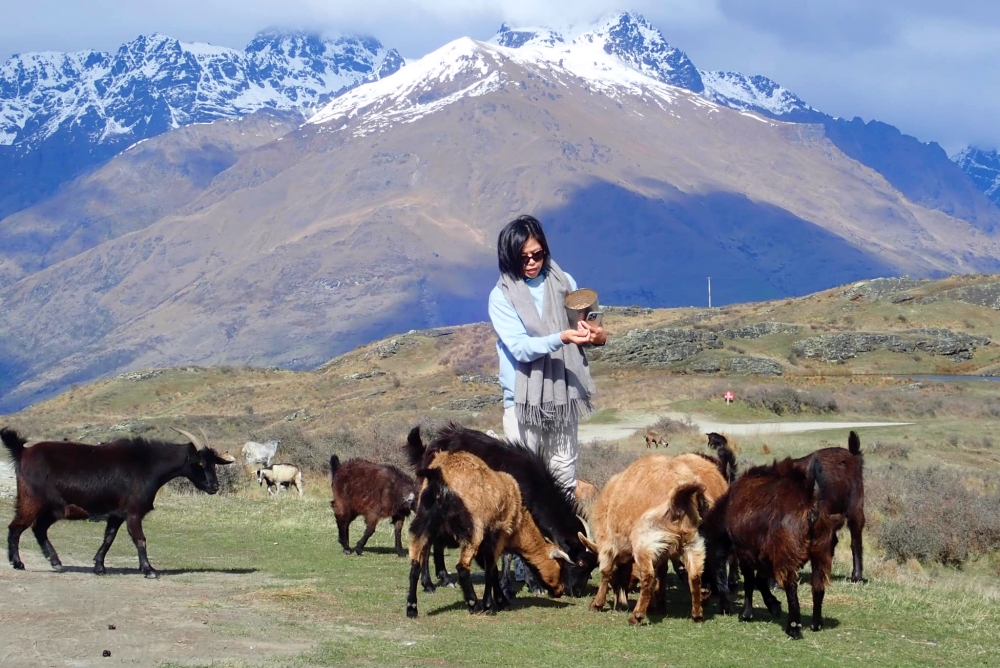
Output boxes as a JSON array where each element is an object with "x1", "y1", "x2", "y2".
[
  {"x1": 405, "y1": 450, "x2": 571, "y2": 617},
  {"x1": 579, "y1": 455, "x2": 709, "y2": 625}
]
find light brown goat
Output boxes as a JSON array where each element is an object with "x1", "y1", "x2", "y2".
[
  {"x1": 644, "y1": 431, "x2": 666, "y2": 449},
  {"x1": 405, "y1": 450, "x2": 571, "y2": 617},
  {"x1": 579, "y1": 455, "x2": 709, "y2": 625}
]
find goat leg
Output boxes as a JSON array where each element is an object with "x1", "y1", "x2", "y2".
[
  {"x1": 93, "y1": 516, "x2": 124, "y2": 575},
  {"x1": 683, "y1": 548, "x2": 705, "y2": 623},
  {"x1": 335, "y1": 513, "x2": 352, "y2": 555},
  {"x1": 126, "y1": 514, "x2": 157, "y2": 579},
  {"x1": 628, "y1": 553, "x2": 656, "y2": 626},
  {"x1": 406, "y1": 542, "x2": 429, "y2": 618},
  {"x1": 849, "y1": 512, "x2": 865, "y2": 583},
  {"x1": 433, "y1": 541, "x2": 454, "y2": 587},
  {"x1": 353, "y1": 519, "x2": 377, "y2": 556},
  {"x1": 30, "y1": 512, "x2": 62, "y2": 572},
  {"x1": 392, "y1": 517, "x2": 406, "y2": 558},
  {"x1": 8, "y1": 516, "x2": 32, "y2": 571},
  {"x1": 784, "y1": 580, "x2": 803, "y2": 640},
  {"x1": 756, "y1": 570, "x2": 782, "y2": 619},
  {"x1": 739, "y1": 564, "x2": 756, "y2": 621},
  {"x1": 590, "y1": 561, "x2": 615, "y2": 612}
]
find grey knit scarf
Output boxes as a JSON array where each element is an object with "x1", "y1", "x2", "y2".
[{"x1": 496, "y1": 260, "x2": 595, "y2": 428}]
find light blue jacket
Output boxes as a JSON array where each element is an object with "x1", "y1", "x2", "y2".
[{"x1": 488, "y1": 270, "x2": 577, "y2": 408}]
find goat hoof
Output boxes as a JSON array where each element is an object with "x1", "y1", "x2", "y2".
[
  {"x1": 785, "y1": 622, "x2": 803, "y2": 640},
  {"x1": 851, "y1": 575, "x2": 864, "y2": 584},
  {"x1": 692, "y1": 615, "x2": 704, "y2": 623},
  {"x1": 589, "y1": 603, "x2": 604, "y2": 613},
  {"x1": 811, "y1": 623, "x2": 823, "y2": 632},
  {"x1": 12, "y1": 560, "x2": 25, "y2": 570},
  {"x1": 94, "y1": 565, "x2": 107, "y2": 576},
  {"x1": 739, "y1": 611, "x2": 753, "y2": 622},
  {"x1": 422, "y1": 585, "x2": 437, "y2": 594},
  {"x1": 51, "y1": 562, "x2": 64, "y2": 573},
  {"x1": 406, "y1": 604, "x2": 418, "y2": 619},
  {"x1": 143, "y1": 569, "x2": 160, "y2": 579},
  {"x1": 396, "y1": 552, "x2": 407, "y2": 558},
  {"x1": 627, "y1": 613, "x2": 646, "y2": 626},
  {"x1": 342, "y1": 548, "x2": 353, "y2": 556}
]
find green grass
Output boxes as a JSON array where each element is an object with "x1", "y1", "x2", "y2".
[
  {"x1": 581, "y1": 407, "x2": 621, "y2": 424},
  {"x1": 5, "y1": 491, "x2": 998, "y2": 668}
]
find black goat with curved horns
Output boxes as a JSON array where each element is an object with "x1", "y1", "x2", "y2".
[
  {"x1": 405, "y1": 424, "x2": 598, "y2": 597},
  {"x1": 2, "y1": 426, "x2": 234, "y2": 578}
]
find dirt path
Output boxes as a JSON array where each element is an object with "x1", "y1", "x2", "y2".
[
  {"x1": 0, "y1": 554, "x2": 314, "y2": 667},
  {"x1": 577, "y1": 412, "x2": 913, "y2": 443}
]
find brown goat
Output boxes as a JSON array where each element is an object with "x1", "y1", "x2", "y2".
[
  {"x1": 406, "y1": 450, "x2": 571, "y2": 618},
  {"x1": 329, "y1": 455, "x2": 417, "y2": 557},
  {"x1": 644, "y1": 431, "x2": 666, "y2": 449},
  {"x1": 792, "y1": 431, "x2": 865, "y2": 582},
  {"x1": 579, "y1": 455, "x2": 709, "y2": 625},
  {"x1": 701, "y1": 457, "x2": 838, "y2": 639},
  {"x1": 610, "y1": 453, "x2": 731, "y2": 611}
]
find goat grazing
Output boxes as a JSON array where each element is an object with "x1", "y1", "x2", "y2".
[
  {"x1": 792, "y1": 431, "x2": 865, "y2": 582},
  {"x1": 256, "y1": 464, "x2": 303, "y2": 497},
  {"x1": 329, "y1": 455, "x2": 417, "y2": 557},
  {"x1": 405, "y1": 425, "x2": 596, "y2": 596},
  {"x1": 405, "y1": 449, "x2": 571, "y2": 617},
  {"x1": 578, "y1": 455, "x2": 709, "y2": 625},
  {"x1": 644, "y1": 431, "x2": 666, "y2": 449},
  {"x1": 701, "y1": 457, "x2": 838, "y2": 639},
  {"x1": 2, "y1": 427, "x2": 234, "y2": 578}
]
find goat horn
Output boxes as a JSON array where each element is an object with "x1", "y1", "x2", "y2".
[
  {"x1": 170, "y1": 426, "x2": 204, "y2": 450},
  {"x1": 577, "y1": 514, "x2": 593, "y2": 542},
  {"x1": 198, "y1": 426, "x2": 211, "y2": 449}
]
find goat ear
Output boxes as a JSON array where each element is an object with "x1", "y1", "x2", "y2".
[
  {"x1": 211, "y1": 451, "x2": 236, "y2": 465},
  {"x1": 577, "y1": 531, "x2": 599, "y2": 553}
]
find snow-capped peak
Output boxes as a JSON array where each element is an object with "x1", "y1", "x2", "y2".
[
  {"x1": 953, "y1": 147, "x2": 1000, "y2": 206},
  {"x1": 0, "y1": 30, "x2": 405, "y2": 149},
  {"x1": 699, "y1": 70, "x2": 821, "y2": 122}
]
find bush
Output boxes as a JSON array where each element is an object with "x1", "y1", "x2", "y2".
[
  {"x1": 647, "y1": 415, "x2": 697, "y2": 435},
  {"x1": 867, "y1": 441, "x2": 910, "y2": 460},
  {"x1": 168, "y1": 460, "x2": 249, "y2": 495},
  {"x1": 578, "y1": 440, "x2": 639, "y2": 489},
  {"x1": 867, "y1": 465, "x2": 1000, "y2": 566},
  {"x1": 741, "y1": 385, "x2": 838, "y2": 416}
]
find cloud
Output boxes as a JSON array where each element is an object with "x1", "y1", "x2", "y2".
[{"x1": 1, "y1": 0, "x2": 997, "y2": 151}]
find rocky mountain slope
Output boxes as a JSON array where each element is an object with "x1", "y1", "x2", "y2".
[
  {"x1": 0, "y1": 31, "x2": 403, "y2": 219},
  {"x1": 954, "y1": 147, "x2": 1000, "y2": 208}
]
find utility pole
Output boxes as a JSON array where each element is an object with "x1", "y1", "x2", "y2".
[{"x1": 707, "y1": 276, "x2": 712, "y2": 308}]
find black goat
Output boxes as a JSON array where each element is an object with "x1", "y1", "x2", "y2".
[
  {"x1": 2, "y1": 427, "x2": 234, "y2": 578},
  {"x1": 405, "y1": 424, "x2": 597, "y2": 597}
]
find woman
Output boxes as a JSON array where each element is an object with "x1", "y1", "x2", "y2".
[{"x1": 488, "y1": 215, "x2": 606, "y2": 494}]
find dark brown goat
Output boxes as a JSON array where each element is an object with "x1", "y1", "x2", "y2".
[
  {"x1": 2, "y1": 427, "x2": 234, "y2": 578},
  {"x1": 329, "y1": 455, "x2": 417, "y2": 557},
  {"x1": 792, "y1": 431, "x2": 865, "y2": 582},
  {"x1": 701, "y1": 457, "x2": 838, "y2": 639}
]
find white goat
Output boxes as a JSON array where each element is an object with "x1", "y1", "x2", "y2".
[{"x1": 256, "y1": 464, "x2": 304, "y2": 497}]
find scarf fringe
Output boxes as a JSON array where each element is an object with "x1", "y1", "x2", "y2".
[{"x1": 516, "y1": 398, "x2": 595, "y2": 428}]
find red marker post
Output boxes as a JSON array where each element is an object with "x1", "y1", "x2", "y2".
[{"x1": 724, "y1": 391, "x2": 734, "y2": 405}]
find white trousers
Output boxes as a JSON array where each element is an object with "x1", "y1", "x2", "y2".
[{"x1": 502, "y1": 406, "x2": 579, "y2": 491}]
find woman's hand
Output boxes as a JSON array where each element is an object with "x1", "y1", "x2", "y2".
[
  {"x1": 580, "y1": 320, "x2": 607, "y2": 346},
  {"x1": 560, "y1": 322, "x2": 591, "y2": 346}
]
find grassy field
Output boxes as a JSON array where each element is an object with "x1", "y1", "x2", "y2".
[
  {"x1": 5, "y1": 274, "x2": 1000, "y2": 665},
  {"x1": 3, "y1": 487, "x2": 998, "y2": 668}
]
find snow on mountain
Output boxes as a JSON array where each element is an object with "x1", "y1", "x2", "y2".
[
  {"x1": 309, "y1": 14, "x2": 723, "y2": 136},
  {"x1": 953, "y1": 147, "x2": 1000, "y2": 207},
  {"x1": 0, "y1": 31, "x2": 404, "y2": 152},
  {"x1": 699, "y1": 70, "x2": 822, "y2": 122}
]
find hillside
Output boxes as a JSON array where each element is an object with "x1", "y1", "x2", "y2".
[{"x1": 7, "y1": 274, "x2": 1000, "y2": 478}]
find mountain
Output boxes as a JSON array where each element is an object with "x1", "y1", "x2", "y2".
[
  {"x1": 490, "y1": 14, "x2": 1000, "y2": 233},
  {"x1": 0, "y1": 108, "x2": 304, "y2": 288},
  {"x1": 0, "y1": 31, "x2": 403, "y2": 220},
  {"x1": 953, "y1": 147, "x2": 1000, "y2": 208},
  {"x1": 2, "y1": 20, "x2": 999, "y2": 413}
]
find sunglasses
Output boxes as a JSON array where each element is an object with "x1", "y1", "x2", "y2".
[{"x1": 521, "y1": 250, "x2": 546, "y2": 267}]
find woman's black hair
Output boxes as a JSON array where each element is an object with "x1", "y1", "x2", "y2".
[{"x1": 497, "y1": 215, "x2": 551, "y2": 279}]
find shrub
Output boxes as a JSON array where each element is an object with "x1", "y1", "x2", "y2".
[
  {"x1": 867, "y1": 465, "x2": 1000, "y2": 566},
  {"x1": 741, "y1": 384, "x2": 838, "y2": 415},
  {"x1": 648, "y1": 415, "x2": 697, "y2": 435},
  {"x1": 578, "y1": 440, "x2": 639, "y2": 489},
  {"x1": 867, "y1": 441, "x2": 910, "y2": 460}
]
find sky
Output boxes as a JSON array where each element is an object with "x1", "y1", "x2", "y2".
[{"x1": 2, "y1": 0, "x2": 998, "y2": 154}]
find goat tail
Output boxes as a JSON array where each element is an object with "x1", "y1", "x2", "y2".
[
  {"x1": 0, "y1": 427, "x2": 27, "y2": 467},
  {"x1": 329, "y1": 454, "x2": 341, "y2": 483},
  {"x1": 669, "y1": 481, "x2": 709, "y2": 524},
  {"x1": 848, "y1": 430, "x2": 861, "y2": 456},
  {"x1": 405, "y1": 426, "x2": 426, "y2": 470},
  {"x1": 805, "y1": 455, "x2": 825, "y2": 507}
]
